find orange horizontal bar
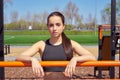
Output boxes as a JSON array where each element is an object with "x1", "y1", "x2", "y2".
[
  {"x1": 0, "y1": 61, "x2": 120, "y2": 67},
  {"x1": 99, "y1": 24, "x2": 120, "y2": 29}
]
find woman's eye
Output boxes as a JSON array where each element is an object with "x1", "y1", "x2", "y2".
[
  {"x1": 56, "y1": 23, "x2": 60, "y2": 26},
  {"x1": 49, "y1": 24, "x2": 53, "y2": 27}
]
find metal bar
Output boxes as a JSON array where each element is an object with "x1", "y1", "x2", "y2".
[
  {"x1": 0, "y1": 61, "x2": 120, "y2": 67},
  {"x1": 99, "y1": 25, "x2": 103, "y2": 41},
  {"x1": 97, "y1": 25, "x2": 104, "y2": 78},
  {"x1": 111, "y1": 0, "x2": 116, "y2": 60},
  {"x1": 110, "y1": 0, "x2": 116, "y2": 78},
  {"x1": 97, "y1": 25, "x2": 103, "y2": 78},
  {"x1": 0, "y1": 0, "x2": 4, "y2": 79}
]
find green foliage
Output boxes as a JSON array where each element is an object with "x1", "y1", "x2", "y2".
[
  {"x1": 65, "y1": 24, "x2": 74, "y2": 30},
  {"x1": 6, "y1": 22, "x2": 19, "y2": 30}
]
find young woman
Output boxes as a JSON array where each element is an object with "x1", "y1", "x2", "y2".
[{"x1": 16, "y1": 11, "x2": 96, "y2": 79}]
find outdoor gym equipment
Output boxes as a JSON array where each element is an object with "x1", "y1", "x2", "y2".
[
  {"x1": 0, "y1": 0, "x2": 119, "y2": 79},
  {"x1": 94, "y1": 0, "x2": 120, "y2": 78},
  {"x1": 94, "y1": 24, "x2": 120, "y2": 78},
  {"x1": 0, "y1": 61, "x2": 120, "y2": 67}
]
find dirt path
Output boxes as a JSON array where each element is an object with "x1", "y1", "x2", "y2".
[
  {"x1": 4, "y1": 45, "x2": 98, "y2": 61},
  {"x1": 5, "y1": 45, "x2": 98, "y2": 57}
]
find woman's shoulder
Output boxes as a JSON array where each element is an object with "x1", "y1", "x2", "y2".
[
  {"x1": 70, "y1": 40, "x2": 82, "y2": 47},
  {"x1": 70, "y1": 40, "x2": 78, "y2": 44},
  {"x1": 34, "y1": 39, "x2": 50, "y2": 46},
  {"x1": 31, "y1": 40, "x2": 46, "y2": 51},
  {"x1": 32, "y1": 40, "x2": 45, "y2": 47},
  {"x1": 36, "y1": 40, "x2": 45, "y2": 45}
]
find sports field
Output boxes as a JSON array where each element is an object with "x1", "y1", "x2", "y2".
[{"x1": 4, "y1": 35, "x2": 98, "y2": 45}]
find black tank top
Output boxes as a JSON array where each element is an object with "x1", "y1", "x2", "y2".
[{"x1": 42, "y1": 39, "x2": 67, "y2": 72}]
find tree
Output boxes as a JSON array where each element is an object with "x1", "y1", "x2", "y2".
[
  {"x1": 31, "y1": 13, "x2": 41, "y2": 30},
  {"x1": 10, "y1": 10, "x2": 19, "y2": 29},
  {"x1": 39, "y1": 11, "x2": 48, "y2": 30},
  {"x1": 10, "y1": 10, "x2": 18, "y2": 23},
  {"x1": 18, "y1": 18, "x2": 26, "y2": 30},
  {"x1": 85, "y1": 13, "x2": 96, "y2": 30},
  {"x1": 54, "y1": 6, "x2": 60, "y2": 11},
  {"x1": 101, "y1": 4, "x2": 111, "y2": 24},
  {"x1": 25, "y1": 11, "x2": 32, "y2": 24},
  {"x1": 77, "y1": 15, "x2": 84, "y2": 29},
  {"x1": 101, "y1": 0, "x2": 120, "y2": 24},
  {"x1": 4, "y1": 0, "x2": 13, "y2": 29},
  {"x1": 63, "y1": 1, "x2": 81, "y2": 29},
  {"x1": 116, "y1": 0, "x2": 120, "y2": 24},
  {"x1": 74, "y1": 13, "x2": 83, "y2": 29}
]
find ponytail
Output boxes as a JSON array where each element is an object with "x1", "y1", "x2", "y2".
[{"x1": 62, "y1": 32, "x2": 73, "y2": 60}]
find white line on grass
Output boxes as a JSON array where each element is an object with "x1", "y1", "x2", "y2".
[{"x1": 4, "y1": 36, "x2": 15, "y2": 41}]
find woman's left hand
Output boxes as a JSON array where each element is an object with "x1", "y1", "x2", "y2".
[{"x1": 64, "y1": 57, "x2": 77, "y2": 77}]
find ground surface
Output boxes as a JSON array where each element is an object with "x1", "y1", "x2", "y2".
[{"x1": 3, "y1": 45, "x2": 120, "y2": 80}]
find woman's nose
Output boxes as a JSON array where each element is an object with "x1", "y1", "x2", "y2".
[{"x1": 53, "y1": 26, "x2": 57, "y2": 30}]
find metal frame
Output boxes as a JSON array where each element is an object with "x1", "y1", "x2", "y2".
[
  {"x1": 97, "y1": 24, "x2": 120, "y2": 78},
  {"x1": 94, "y1": 0, "x2": 118, "y2": 78},
  {"x1": 0, "y1": 61, "x2": 120, "y2": 67},
  {"x1": 0, "y1": 0, "x2": 4, "y2": 79},
  {"x1": 110, "y1": 0, "x2": 116, "y2": 78}
]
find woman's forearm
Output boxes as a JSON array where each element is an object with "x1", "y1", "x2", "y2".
[
  {"x1": 72, "y1": 55, "x2": 96, "y2": 62},
  {"x1": 16, "y1": 55, "x2": 37, "y2": 62}
]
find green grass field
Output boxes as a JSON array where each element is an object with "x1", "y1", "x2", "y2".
[
  {"x1": 4, "y1": 35, "x2": 98, "y2": 46},
  {"x1": 4, "y1": 30, "x2": 100, "y2": 45}
]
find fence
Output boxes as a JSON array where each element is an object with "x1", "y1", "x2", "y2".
[{"x1": 4, "y1": 45, "x2": 10, "y2": 55}]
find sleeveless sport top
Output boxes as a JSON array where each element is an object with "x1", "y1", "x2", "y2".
[{"x1": 42, "y1": 39, "x2": 67, "y2": 72}]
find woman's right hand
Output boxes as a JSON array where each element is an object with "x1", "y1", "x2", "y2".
[{"x1": 31, "y1": 58, "x2": 44, "y2": 78}]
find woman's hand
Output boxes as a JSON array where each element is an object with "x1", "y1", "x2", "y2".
[
  {"x1": 64, "y1": 57, "x2": 77, "y2": 77},
  {"x1": 31, "y1": 58, "x2": 44, "y2": 78}
]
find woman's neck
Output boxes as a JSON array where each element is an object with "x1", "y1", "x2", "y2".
[{"x1": 49, "y1": 36, "x2": 62, "y2": 45}]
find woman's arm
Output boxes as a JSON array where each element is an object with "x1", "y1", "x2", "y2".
[
  {"x1": 64, "y1": 40, "x2": 96, "y2": 77},
  {"x1": 71, "y1": 40, "x2": 96, "y2": 62},
  {"x1": 16, "y1": 41, "x2": 45, "y2": 61},
  {"x1": 16, "y1": 41, "x2": 45, "y2": 77}
]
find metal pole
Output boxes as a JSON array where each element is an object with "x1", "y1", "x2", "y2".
[
  {"x1": 110, "y1": 0, "x2": 116, "y2": 78},
  {"x1": 98, "y1": 25, "x2": 102, "y2": 78},
  {"x1": 0, "y1": 0, "x2": 4, "y2": 79}
]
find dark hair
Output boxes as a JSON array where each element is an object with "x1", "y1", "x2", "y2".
[
  {"x1": 47, "y1": 11, "x2": 65, "y2": 25},
  {"x1": 47, "y1": 11, "x2": 73, "y2": 60}
]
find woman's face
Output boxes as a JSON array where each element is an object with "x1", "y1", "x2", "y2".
[{"x1": 47, "y1": 15, "x2": 65, "y2": 38}]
